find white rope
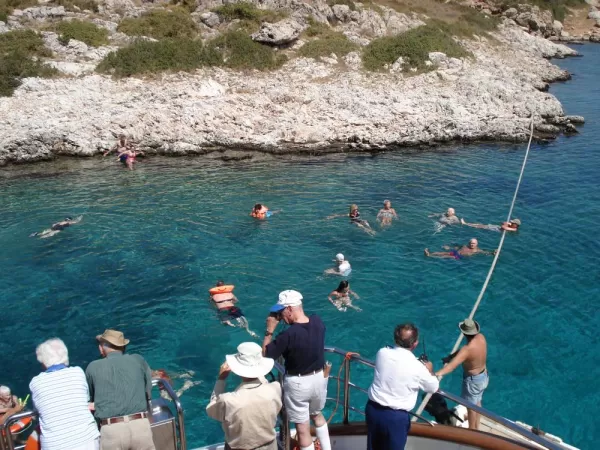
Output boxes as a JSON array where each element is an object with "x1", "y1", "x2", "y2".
[{"x1": 413, "y1": 116, "x2": 535, "y2": 420}]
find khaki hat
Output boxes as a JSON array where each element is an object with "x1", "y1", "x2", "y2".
[
  {"x1": 459, "y1": 319, "x2": 480, "y2": 336},
  {"x1": 96, "y1": 329, "x2": 130, "y2": 347}
]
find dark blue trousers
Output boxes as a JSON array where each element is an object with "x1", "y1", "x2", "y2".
[{"x1": 366, "y1": 400, "x2": 411, "y2": 450}]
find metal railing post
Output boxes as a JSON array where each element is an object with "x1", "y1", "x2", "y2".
[
  {"x1": 151, "y1": 378, "x2": 186, "y2": 450},
  {"x1": 342, "y1": 358, "x2": 351, "y2": 425},
  {"x1": 275, "y1": 358, "x2": 290, "y2": 450}
]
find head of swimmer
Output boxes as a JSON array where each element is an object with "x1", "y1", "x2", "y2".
[
  {"x1": 216, "y1": 280, "x2": 224, "y2": 287},
  {"x1": 446, "y1": 208, "x2": 455, "y2": 217},
  {"x1": 468, "y1": 238, "x2": 478, "y2": 249},
  {"x1": 336, "y1": 280, "x2": 349, "y2": 294},
  {"x1": 349, "y1": 204, "x2": 359, "y2": 215},
  {"x1": 394, "y1": 323, "x2": 419, "y2": 351},
  {"x1": 383, "y1": 200, "x2": 391, "y2": 209},
  {"x1": 253, "y1": 204, "x2": 263, "y2": 212}
]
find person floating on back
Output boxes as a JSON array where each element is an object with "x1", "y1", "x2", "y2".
[
  {"x1": 324, "y1": 253, "x2": 352, "y2": 276},
  {"x1": 376, "y1": 200, "x2": 398, "y2": 226},
  {"x1": 30, "y1": 216, "x2": 82, "y2": 238},
  {"x1": 328, "y1": 280, "x2": 361, "y2": 312},
  {"x1": 424, "y1": 238, "x2": 496, "y2": 259},
  {"x1": 436, "y1": 319, "x2": 488, "y2": 430},
  {"x1": 250, "y1": 203, "x2": 280, "y2": 219},
  {"x1": 461, "y1": 218, "x2": 521, "y2": 233},
  {"x1": 327, "y1": 204, "x2": 376, "y2": 235},
  {"x1": 209, "y1": 281, "x2": 258, "y2": 338}
]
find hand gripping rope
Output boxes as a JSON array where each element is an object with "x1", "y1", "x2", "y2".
[{"x1": 413, "y1": 116, "x2": 535, "y2": 420}]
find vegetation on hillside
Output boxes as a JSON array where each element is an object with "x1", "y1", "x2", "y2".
[
  {"x1": 362, "y1": 22, "x2": 471, "y2": 71},
  {"x1": 55, "y1": 19, "x2": 109, "y2": 46},
  {"x1": 0, "y1": 0, "x2": 37, "y2": 22},
  {"x1": 56, "y1": 0, "x2": 99, "y2": 12},
  {"x1": 211, "y1": 30, "x2": 287, "y2": 70},
  {"x1": 496, "y1": 0, "x2": 586, "y2": 21},
  {"x1": 213, "y1": 2, "x2": 287, "y2": 31},
  {"x1": 0, "y1": 30, "x2": 57, "y2": 97},
  {"x1": 117, "y1": 8, "x2": 198, "y2": 39},
  {"x1": 299, "y1": 23, "x2": 358, "y2": 59}
]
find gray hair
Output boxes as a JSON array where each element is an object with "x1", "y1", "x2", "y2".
[
  {"x1": 36, "y1": 338, "x2": 69, "y2": 368},
  {"x1": 0, "y1": 386, "x2": 11, "y2": 397}
]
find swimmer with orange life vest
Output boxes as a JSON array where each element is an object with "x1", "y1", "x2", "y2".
[
  {"x1": 209, "y1": 281, "x2": 258, "y2": 338},
  {"x1": 250, "y1": 204, "x2": 280, "y2": 219}
]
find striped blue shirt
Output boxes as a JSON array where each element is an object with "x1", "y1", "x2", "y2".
[{"x1": 30, "y1": 366, "x2": 99, "y2": 450}]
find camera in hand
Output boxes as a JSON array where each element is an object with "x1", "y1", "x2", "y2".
[
  {"x1": 418, "y1": 353, "x2": 429, "y2": 363},
  {"x1": 269, "y1": 311, "x2": 282, "y2": 320}
]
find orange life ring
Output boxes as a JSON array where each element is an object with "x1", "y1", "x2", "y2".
[
  {"x1": 24, "y1": 430, "x2": 40, "y2": 450},
  {"x1": 9, "y1": 417, "x2": 32, "y2": 434},
  {"x1": 209, "y1": 285, "x2": 235, "y2": 295}
]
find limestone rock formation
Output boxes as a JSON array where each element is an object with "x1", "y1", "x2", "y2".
[{"x1": 251, "y1": 18, "x2": 305, "y2": 45}]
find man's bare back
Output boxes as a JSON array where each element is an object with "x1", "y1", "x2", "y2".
[{"x1": 462, "y1": 334, "x2": 487, "y2": 375}]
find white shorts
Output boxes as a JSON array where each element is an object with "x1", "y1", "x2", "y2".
[{"x1": 283, "y1": 371, "x2": 327, "y2": 423}]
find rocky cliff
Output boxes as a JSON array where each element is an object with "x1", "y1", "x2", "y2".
[{"x1": 0, "y1": 0, "x2": 592, "y2": 165}]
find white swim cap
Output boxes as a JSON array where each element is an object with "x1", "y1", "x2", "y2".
[{"x1": 336, "y1": 253, "x2": 345, "y2": 261}]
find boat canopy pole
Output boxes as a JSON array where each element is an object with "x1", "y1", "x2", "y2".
[{"x1": 413, "y1": 116, "x2": 535, "y2": 420}]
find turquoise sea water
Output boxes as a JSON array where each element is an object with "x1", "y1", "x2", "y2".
[{"x1": 1, "y1": 45, "x2": 599, "y2": 449}]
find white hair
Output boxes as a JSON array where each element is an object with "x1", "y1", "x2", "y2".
[
  {"x1": 36, "y1": 338, "x2": 69, "y2": 368},
  {"x1": 0, "y1": 386, "x2": 11, "y2": 397}
]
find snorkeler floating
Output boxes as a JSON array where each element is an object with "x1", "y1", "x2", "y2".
[
  {"x1": 209, "y1": 281, "x2": 258, "y2": 338},
  {"x1": 461, "y1": 218, "x2": 521, "y2": 232},
  {"x1": 376, "y1": 200, "x2": 398, "y2": 226},
  {"x1": 328, "y1": 204, "x2": 376, "y2": 235},
  {"x1": 328, "y1": 280, "x2": 361, "y2": 312},
  {"x1": 29, "y1": 216, "x2": 82, "y2": 238},
  {"x1": 424, "y1": 238, "x2": 497, "y2": 259},
  {"x1": 250, "y1": 204, "x2": 280, "y2": 219}
]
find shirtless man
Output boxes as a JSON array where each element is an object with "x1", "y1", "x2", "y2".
[
  {"x1": 436, "y1": 319, "x2": 488, "y2": 430},
  {"x1": 461, "y1": 218, "x2": 521, "y2": 232},
  {"x1": 209, "y1": 281, "x2": 257, "y2": 337},
  {"x1": 29, "y1": 216, "x2": 82, "y2": 238},
  {"x1": 424, "y1": 238, "x2": 496, "y2": 259},
  {"x1": 430, "y1": 208, "x2": 461, "y2": 226},
  {"x1": 104, "y1": 134, "x2": 131, "y2": 159}
]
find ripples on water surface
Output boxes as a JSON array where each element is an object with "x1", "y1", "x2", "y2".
[{"x1": 1, "y1": 45, "x2": 599, "y2": 448}]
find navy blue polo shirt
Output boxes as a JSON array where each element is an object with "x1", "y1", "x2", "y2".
[{"x1": 266, "y1": 315, "x2": 325, "y2": 375}]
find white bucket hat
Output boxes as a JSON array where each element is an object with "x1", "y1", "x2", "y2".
[{"x1": 225, "y1": 342, "x2": 275, "y2": 379}]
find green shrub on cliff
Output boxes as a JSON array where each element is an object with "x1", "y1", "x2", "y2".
[
  {"x1": 362, "y1": 23, "x2": 471, "y2": 71},
  {"x1": 97, "y1": 38, "x2": 221, "y2": 77},
  {"x1": 56, "y1": 0, "x2": 99, "y2": 13},
  {"x1": 56, "y1": 20, "x2": 109, "y2": 47},
  {"x1": 299, "y1": 32, "x2": 358, "y2": 59},
  {"x1": 0, "y1": 30, "x2": 57, "y2": 97},
  {"x1": 498, "y1": 0, "x2": 585, "y2": 21},
  {"x1": 118, "y1": 8, "x2": 198, "y2": 39},
  {"x1": 213, "y1": 2, "x2": 287, "y2": 28},
  {"x1": 0, "y1": 0, "x2": 38, "y2": 21},
  {"x1": 208, "y1": 30, "x2": 287, "y2": 70}
]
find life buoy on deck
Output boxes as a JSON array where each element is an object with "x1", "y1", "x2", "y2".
[
  {"x1": 9, "y1": 417, "x2": 32, "y2": 435},
  {"x1": 209, "y1": 285, "x2": 235, "y2": 295},
  {"x1": 24, "y1": 430, "x2": 40, "y2": 450}
]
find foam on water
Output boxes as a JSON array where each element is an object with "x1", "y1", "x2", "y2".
[{"x1": 1, "y1": 45, "x2": 599, "y2": 448}]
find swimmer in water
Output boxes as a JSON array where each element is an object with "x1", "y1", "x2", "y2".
[
  {"x1": 376, "y1": 200, "x2": 398, "y2": 226},
  {"x1": 324, "y1": 253, "x2": 352, "y2": 276},
  {"x1": 328, "y1": 204, "x2": 376, "y2": 235},
  {"x1": 328, "y1": 280, "x2": 361, "y2": 312},
  {"x1": 429, "y1": 208, "x2": 461, "y2": 226},
  {"x1": 461, "y1": 218, "x2": 521, "y2": 232},
  {"x1": 29, "y1": 216, "x2": 82, "y2": 238},
  {"x1": 424, "y1": 238, "x2": 497, "y2": 259},
  {"x1": 209, "y1": 281, "x2": 258, "y2": 338},
  {"x1": 104, "y1": 134, "x2": 132, "y2": 160},
  {"x1": 117, "y1": 148, "x2": 144, "y2": 171},
  {"x1": 151, "y1": 369, "x2": 201, "y2": 399},
  {"x1": 250, "y1": 203, "x2": 280, "y2": 219}
]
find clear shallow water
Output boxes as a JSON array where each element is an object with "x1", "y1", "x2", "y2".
[{"x1": 1, "y1": 45, "x2": 599, "y2": 449}]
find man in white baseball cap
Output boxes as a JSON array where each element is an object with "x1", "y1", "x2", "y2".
[
  {"x1": 207, "y1": 342, "x2": 282, "y2": 450},
  {"x1": 262, "y1": 290, "x2": 331, "y2": 450},
  {"x1": 324, "y1": 253, "x2": 352, "y2": 276}
]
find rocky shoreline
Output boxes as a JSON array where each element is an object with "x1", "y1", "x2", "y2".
[{"x1": 0, "y1": 0, "x2": 595, "y2": 166}]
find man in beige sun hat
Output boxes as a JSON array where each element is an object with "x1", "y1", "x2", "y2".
[
  {"x1": 206, "y1": 342, "x2": 282, "y2": 450},
  {"x1": 86, "y1": 329, "x2": 155, "y2": 450},
  {"x1": 436, "y1": 318, "x2": 488, "y2": 430}
]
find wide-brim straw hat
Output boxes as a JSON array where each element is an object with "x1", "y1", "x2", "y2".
[
  {"x1": 459, "y1": 319, "x2": 480, "y2": 336},
  {"x1": 96, "y1": 329, "x2": 130, "y2": 347},
  {"x1": 226, "y1": 342, "x2": 274, "y2": 379}
]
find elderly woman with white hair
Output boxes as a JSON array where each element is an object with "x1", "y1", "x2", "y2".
[{"x1": 29, "y1": 338, "x2": 100, "y2": 450}]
